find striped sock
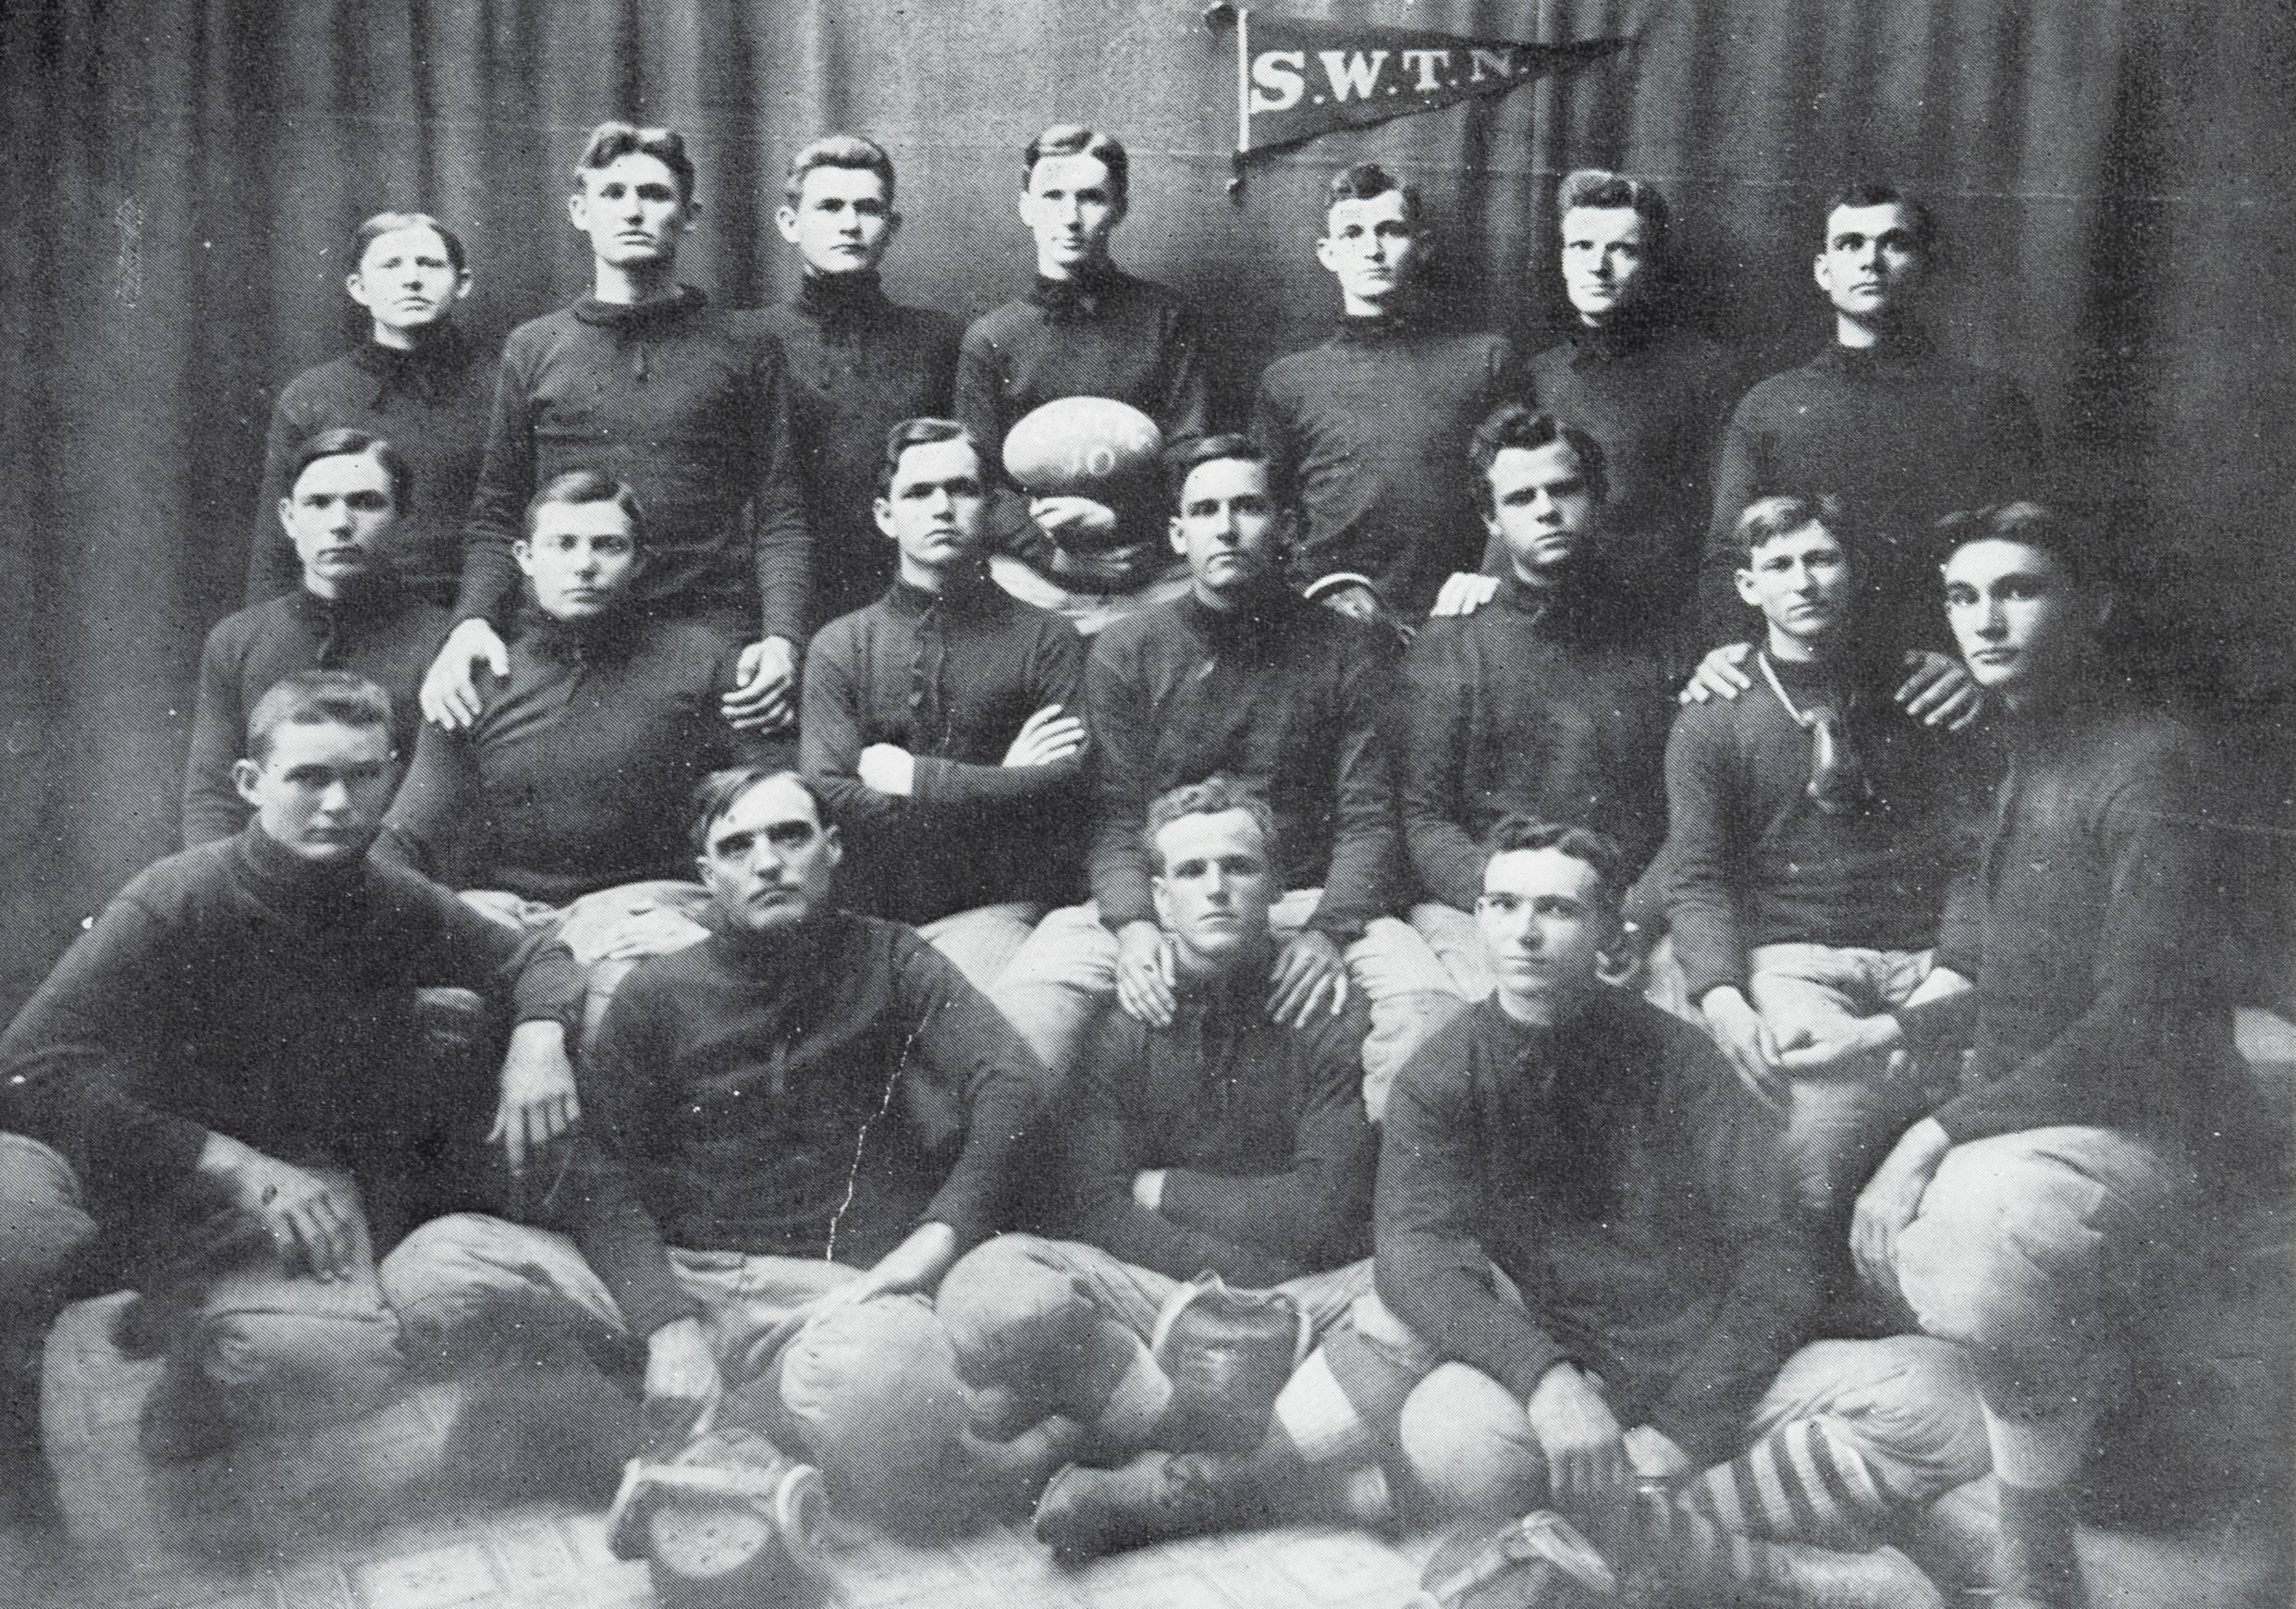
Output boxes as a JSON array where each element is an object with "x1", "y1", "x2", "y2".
[
  {"x1": 1682, "y1": 1415, "x2": 1902, "y2": 1550},
  {"x1": 1634, "y1": 1487, "x2": 1797, "y2": 1596}
]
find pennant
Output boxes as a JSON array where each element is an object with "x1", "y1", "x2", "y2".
[{"x1": 1206, "y1": 6, "x2": 1627, "y2": 162}]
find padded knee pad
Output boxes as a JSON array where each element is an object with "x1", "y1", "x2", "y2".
[
  {"x1": 195, "y1": 1287, "x2": 404, "y2": 1432},
  {"x1": 935, "y1": 1241, "x2": 1098, "y2": 1391},
  {"x1": 1150, "y1": 1272, "x2": 1310, "y2": 1454}
]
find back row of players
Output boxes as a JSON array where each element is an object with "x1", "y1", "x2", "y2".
[{"x1": 3, "y1": 118, "x2": 2275, "y2": 1609}]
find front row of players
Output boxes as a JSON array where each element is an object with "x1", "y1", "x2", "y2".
[{"x1": 5, "y1": 432, "x2": 2277, "y2": 1609}]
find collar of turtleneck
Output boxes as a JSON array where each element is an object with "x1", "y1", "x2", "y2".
[
  {"x1": 1026, "y1": 260, "x2": 1123, "y2": 321},
  {"x1": 234, "y1": 821, "x2": 372, "y2": 916},
  {"x1": 1178, "y1": 583, "x2": 1308, "y2": 656},
  {"x1": 573, "y1": 284, "x2": 708, "y2": 329},
  {"x1": 515, "y1": 602, "x2": 645, "y2": 665},
  {"x1": 886, "y1": 565, "x2": 1000, "y2": 620},
  {"x1": 1335, "y1": 308, "x2": 1416, "y2": 344},
  {"x1": 706, "y1": 907, "x2": 839, "y2": 981},
  {"x1": 1816, "y1": 323, "x2": 1935, "y2": 372},
  {"x1": 285, "y1": 575, "x2": 409, "y2": 627},
  {"x1": 797, "y1": 270, "x2": 887, "y2": 322},
  {"x1": 349, "y1": 323, "x2": 473, "y2": 403},
  {"x1": 1568, "y1": 306, "x2": 1667, "y2": 364}
]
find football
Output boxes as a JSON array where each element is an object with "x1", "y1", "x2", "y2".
[{"x1": 1001, "y1": 396, "x2": 1163, "y2": 497}]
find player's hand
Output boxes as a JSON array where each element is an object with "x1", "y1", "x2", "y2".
[
  {"x1": 223, "y1": 1149, "x2": 360, "y2": 1282},
  {"x1": 643, "y1": 1317, "x2": 723, "y2": 1451},
  {"x1": 1029, "y1": 496, "x2": 1119, "y2": 547},
  {"x1": 1114, "y1": 920, "x2": 1178, "y2": 1028},
  {"x1": 1774, "y1": 1012, "x2": 1899, "y2": 1080},
  {"x1": 421, "y1": 618, "x2": 509, "y2": 730},
  {"x1": 1429, "y1": 571, "x2": 1499, "y2": 619},
  {"x1": 1622, "y1": 1424, "x2": 1695, "y2": 1484},
  {"x1": 1677, "y1": 642, "x2": 1754, "y2": 705},
  {"x1": 1527, "y1": 1365, "x2": 1631, "y2": 1512},
  {"x1": 1266, "y1": 928, "x2": 1347, "y2": 1026},
  {"x1": 857, "y1": 743, "x2": 916, "y2": 796},
  {"x1": 459, "y1": 888, "x2": 551, "y2": 930},
  {"x1": 584, "y1": 907, "x2": 709, "y2": 964},
  {"x1": 1850, "y1": 1119, "x2": 1951, "y2": 1303},
  {"x1": 1701, "y1": 988, "x2": 1787, "y2": 1116},
  {"x1": 1002, "y1": 705, "x2": 1087, "y2": 768},
  {"x1": 722, "y1": 637, "x2": 796, "y2": 732},
  {"x1": 490, "y1": 1022, "x2": 578, "y2": 1174},
  {"x1": 1896, "y1": 650, "x2": 1983, "y2": 731}
]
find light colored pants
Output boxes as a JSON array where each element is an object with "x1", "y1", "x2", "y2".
[
  {"x1": 466, "y1": 878, "x2": 713, "y2": 1050},
  {"x1": 992, "y1": 895, "x2": 1469, "y2": 1121},
  {"x1": 0, "y1": 1133, "x2": 404, "y2": 1443},
  {"x1": 378, "y1": 1213, "x2": 967, "y2": 1519},
  {"x1": 916, "y1": 901, "x2": 1042, "y2": 996},
  {"x1": 1745, "y1": 940, "x2": 1934, "y2": 1212},
  {"x1": 988, "y1": 553, "x2": 1194, "y2": 639}
]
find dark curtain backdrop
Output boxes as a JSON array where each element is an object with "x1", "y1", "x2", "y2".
[{"x1": 2, "y1": 0, "x2": 2292, "y2": 1014}]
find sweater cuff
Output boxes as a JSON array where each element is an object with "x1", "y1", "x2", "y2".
[
  {"x1": 1495, "y1": 1345, "x2": 1578, "y2": 1408},
  {"x1": 584, "y1": 1238, "x2": 701, "y2": 1338},
  {"x1": 1302, "y1": 571, "x2": 1377, "y2": 604}
]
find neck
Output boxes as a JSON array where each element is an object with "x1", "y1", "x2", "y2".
[
  {"x1": 1833, "y1": 310, "x2": 1900, "y2": 350},
  {"x1": 1343, "y1": 291, "x2": 1398, "y2": 319},
  {"x1": 897, "y1": 555, "x2": 950, "y2": 594},
  {"x1": 369, "y1": 321, "x2": 417, "y2": 351},
  {"x1": 1763, "y1": 624, "x2": 1832, "y2": 664},
  {"x1": 302, "y1": 571, "x2": 349, "y2": 602},
  {"x1": 804, "y1": 264, "x2": 875, "y2": 284},
  {"x1": 592, "y1": 257, "x2": 676, "y2": 306},
  {"x1": 1173, "y1": 936, "x2": 1272, "y2": 990},
  {"x1": 1036, "y1": 252, "x2": 1106, "y2": 284},
  {"x1": 1511, "y1": 559, "x2": 1567, "y2": 591},
  {"x1": 1493, "y1": 986, "x2": 1564, "y2": 1029}
]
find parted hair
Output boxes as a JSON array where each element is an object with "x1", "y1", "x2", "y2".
[
  {"x1": 1324, "y1": 161, "x2": 1422, "y2": 227},
  {"x1": 1144, "y1": 776, "x2": 1280, "y2": 875},
  {"x1": 245, "y1": 669, "x2": 395, "y2": 766},
  {"x1": 877, "y1": 417, "x2": 983, "y2": 497},
  {"x1": 289, "y1": 428, "x2": 413, "y2": 510},
  {"x1": 1024, "y1": 125, "x2": 1128, "y2": 205},
  {"x1": 524, "y1": 468, "x2": 647, "y2": 547},
  {"x1": 1822, "y1": 180, "x2": 1935, "y2": 252},
  {"x1": 1556, "y1": 169, "x2": 1669, "y2": 252},
  {"x1": 689, "y1": 767, "x2": 829, "y2": 854},
  {"x1": 786, "y1": 133, "x2": 896, "y2": 208},
  {"x1": 1481, "y1": 815, "x2": 1627, "y2": 913},
  {"x1": 1733, "y1": 491, "x2": 1857, "y2": 563},
  {"x1": 1935, "y1": 500, "x2": 2089, "y2": 586},
  {"x1": 1467, "y1": 405, "x2": 1608, "y2": 515},
  {"x1": 578, "y1": 120, "x2": 697, "y2": 202},
  {"x1": 351, "y1": 211, "x2": 468, "y2": 276}
]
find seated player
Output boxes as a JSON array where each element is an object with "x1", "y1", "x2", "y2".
[
  {"x1": 801, "y1": 418, "x2": 1087, "y2": 993},
  {"x1": 186, "y1": 429, "x2": 448, "y2": 844},
  {"x1": 1252, "y1": 162, "x2": 1518, "y2": 628},
  {"x1": 1, "y1": 671, "x2": 581, "y2": 1515},
  {"x1": 938, "y1": 778, "x2": 1378, "y2": 1468},
  {"x1": 379, "y1": 470, "x2": 780, "y2": 1039},
  {"x1": 1394, "y1": 407, "x2": 1671, "y2": 1016},
  {"x1": 247, "y1": 211, "x2": 493, "y2": 608},
  {"x1": 378, "y1": 768, "x2": 1047, "y2": 1533},
  {"x1": 1775, "y1": 504, "x2": 2287, "y2": 1608},
  {"x1": 755, "y1": 135, "x2": 964, "y2": 635},
  {"x1": 991, "y1": 434, "x2": 1460, "y2": 1107},
  {"x1": 956, "y1": 125, "x2": 1207, "y2": 634}
]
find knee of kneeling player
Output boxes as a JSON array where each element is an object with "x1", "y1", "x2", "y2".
[
  {"x1": 1397, "y1": 1363, "x2": 1546, "y2": 1519},
  {"x1": 933, "y1": 1235, "x2": 1093, "y2": 1387},
  {"x1": 1895, "y1": 1159, "x2": 2105, "y2": 1357}
]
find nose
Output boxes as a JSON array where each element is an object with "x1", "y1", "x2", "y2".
[
  {"x1": 572, "y1": 546, "x2": 600, "y2": 576},
  {"x1": 315, "y1": 778, "x2": 353, "y2": 815},
  {"x1": 1974, "y1": 596, "x2": 2007, "y2": 636}
]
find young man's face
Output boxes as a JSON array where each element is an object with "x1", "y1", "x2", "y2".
[
  {"x1": 1018, "y1": 154, "x2": 1123, "y2": 276},
  {"x1": 1315, "y1": 190, "x2": 1423, "y2": 313},
  {"x1": 777, "y1": 165, "x2": 898, "y2": 277},
  {"x1": 1736, "y1": 522, "x2": 1856, "y2": 650},
  {"x1": 1170, "y1": 457, "x2": 1285, "y2": 605},
  {"x1": 1943, "y1": 537, "x2": 2092, "y2": 700},
  {"x1": 1559, "y1": 205, "x2": 1653, "y2": 325},
  {"x1": 279, "y1": 449, "x2": 398, "y2": 598},
  {"x1": 568, "y1": 152, "x2": 695, "y2": 269},
  {"x1": 1150, "y1": 806, "x2": 1277, "y2": 976},
  {"x1": 1476, "y1": 846, "x2": 1616, "y2": 1024},
  {"x1": 345, "y1": 224, "x2": 471, "y2": 337},
  {"x1": 231, "y1": 719, "x2": 397, "y2": 866},
  {"x1": 874, "y1": 436, "x2": 989, "y2": 573},
  {"x1": 697, "y1": 774, "x2": 842, "y2": 937},
  {"x1": 515, "y1": 499, "x2": 644, "y2": 622},
  {"x1": 1482, "y1": 439, "x2": 1596, "y2": 584},
  {"x1": 1814, "y1": 202, "x2": 1926, "y2": 324}
]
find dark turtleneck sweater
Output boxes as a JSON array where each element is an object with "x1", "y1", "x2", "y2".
[
  {"x1": 1066, "y1": 961, "x2": 1377, "y2": 1286},
  {"x1": 456, "y1": 288, "x2": 813, "y2": 642},
  {"x1": 0, "y1": 826, "x2": 583, "y2": 1206},
  {"x1": 1394, "y1": 566, "x2": 1673, "y2": 911},
  {"x1": 249, "y1": 326, "x2": 497, "y2": 608},
  {"x1": 753, "y1": 273, "x2": 964, "y2": 633},
  {"x1": 799, "y1": 571, "x2": 1087, "y2": 925},
  {"x1": 1084, "y1": 586, "x2": 1398, "y2": 940},
  {"x1": 184, "y1": 579, "x2": 450, "y2": 846},
  {"x1": 1700, "y1": 330, "x2": 2042, "y2": 650},
  {"x1": 1375, "y1": 991, "x2": 1822, "y2": 1466},
  {"x1": 1252, "y1": 312, "x2": 1518, "y2": 616},
  {"x1": 378, "y1": 606, "x2": 774, "y2": 906},
  {"x1": 955, "y1": 263, "x2": 1210, "y2": 591},
  {"x1": 559, "y1": 912, "x2": 1045, "y2": 1333}
]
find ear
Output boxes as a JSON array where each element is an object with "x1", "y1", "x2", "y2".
[
  {"x1": 1734, "y1": 566, "x2": 1762, "y2": 608},
  {"x1": 883, "y1": 211, "x2": 904, "y2": 248},
  {"x1": 344, "y1": 269, "x2": 368, "y2": 305},
  {"x1": 512, "y1": 537, "x2": 538, "y2": 579},
  {"x1": 277, "y1": 496, "x2": 298, "y2": 536},
  {"x1": 680, "y1": 198, "x2": 703, "y2": 232},
  {"x1": 874, "y1": 497, "x2": 901, "y2": 543},
  {"x1": 1150, "y1": 872, "x2": 1173, "y2": 931},
  {"x1": 1811, "y1": 251, "x2": 1830, "y2": 293},
  {"x1": 231, "y1": 757, "x2": 265, "y2": 811},
  {"x1": 1313, "y1": 235, "x2": 1339, "y2": 277},
  {"x1": 1169, "y1": 516, "x2": 1188, "y2": 560},
  {"x1": 567, "y1": 190, "x2": 590, "y2": 233},
  {"x1": 774, "y1": 204, "x2": 802, "y2": 246},
  {"x1": 450, "y1": 270, "x2": 475, "y2": 304},
  {"x1": 1015, "y1": 189, "x2": 1033, "y2": 226},
  {"x1": 820, "y1": 823, "x2": 843, "y2": 869}
]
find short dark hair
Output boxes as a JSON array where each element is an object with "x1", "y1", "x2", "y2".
[
  {"x1": 1556, "y1": 169, "x2": 1669, "y2": 253},
  {"x1": 1934, "y1": 500, "x2": 2090, "y2": 587},
  {"x1": 690, "y1": 767, "x2": 827, "y2": 854},
  {"x1": 1467, "y1": 405, "x2": 1608, "y2": 516},
  {"x1": 877, "y1": 417, "x2": 983, "y2": 498},
  {"x1": 1480, "y1": 816, "x2": 1626, "y2": 914},
  {"x1": 785, "y1": 133, "x2": 896, "y2": 208},
  {"x1": 525, "y1": 468, "x2": 647, "y2": 547},
  {"x1": 1821, "y1": 181, "x2": 1935, "y2": 252},
  {"x1": 577, "y1": 120, "x2": 697, "y2": 203},
  {"x1": 351, "y1": 211, "x2": 469, "y2": 276},
  {"x1": 245, "y1": 669, "x2": 395, "y2": 766},
  {"x1": 1324, "y1": 161, "x2": 1422, "y2": 228},
  {"x1": 288, "y1": 428, "x2": 413, "y2": 510},
  {"x1": 1162, "y1": 432, "x2": 1285, "y2": 510},
  {"x1": 1024, "y1": 125, "x2": 1127, "y2": 206},
  {"x1": 1144, "y1": 776, "x2": 1280, "y2": 875},
  {"x1": 1733, "y1": 491, "x2": 1856, "y2": 564}
]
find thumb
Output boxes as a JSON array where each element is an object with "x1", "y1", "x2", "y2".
[{"x1": 484, "y1": 636, "x2": 510, "y2": 674}]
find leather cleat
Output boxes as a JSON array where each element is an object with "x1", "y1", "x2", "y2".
[
  {"x1": 1411, "y1": 1510, "x2": 1619, "y2": 1609},
  {"x1": 1033, "y1": 1449, "x2": 1249, "y2": 1564}
]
